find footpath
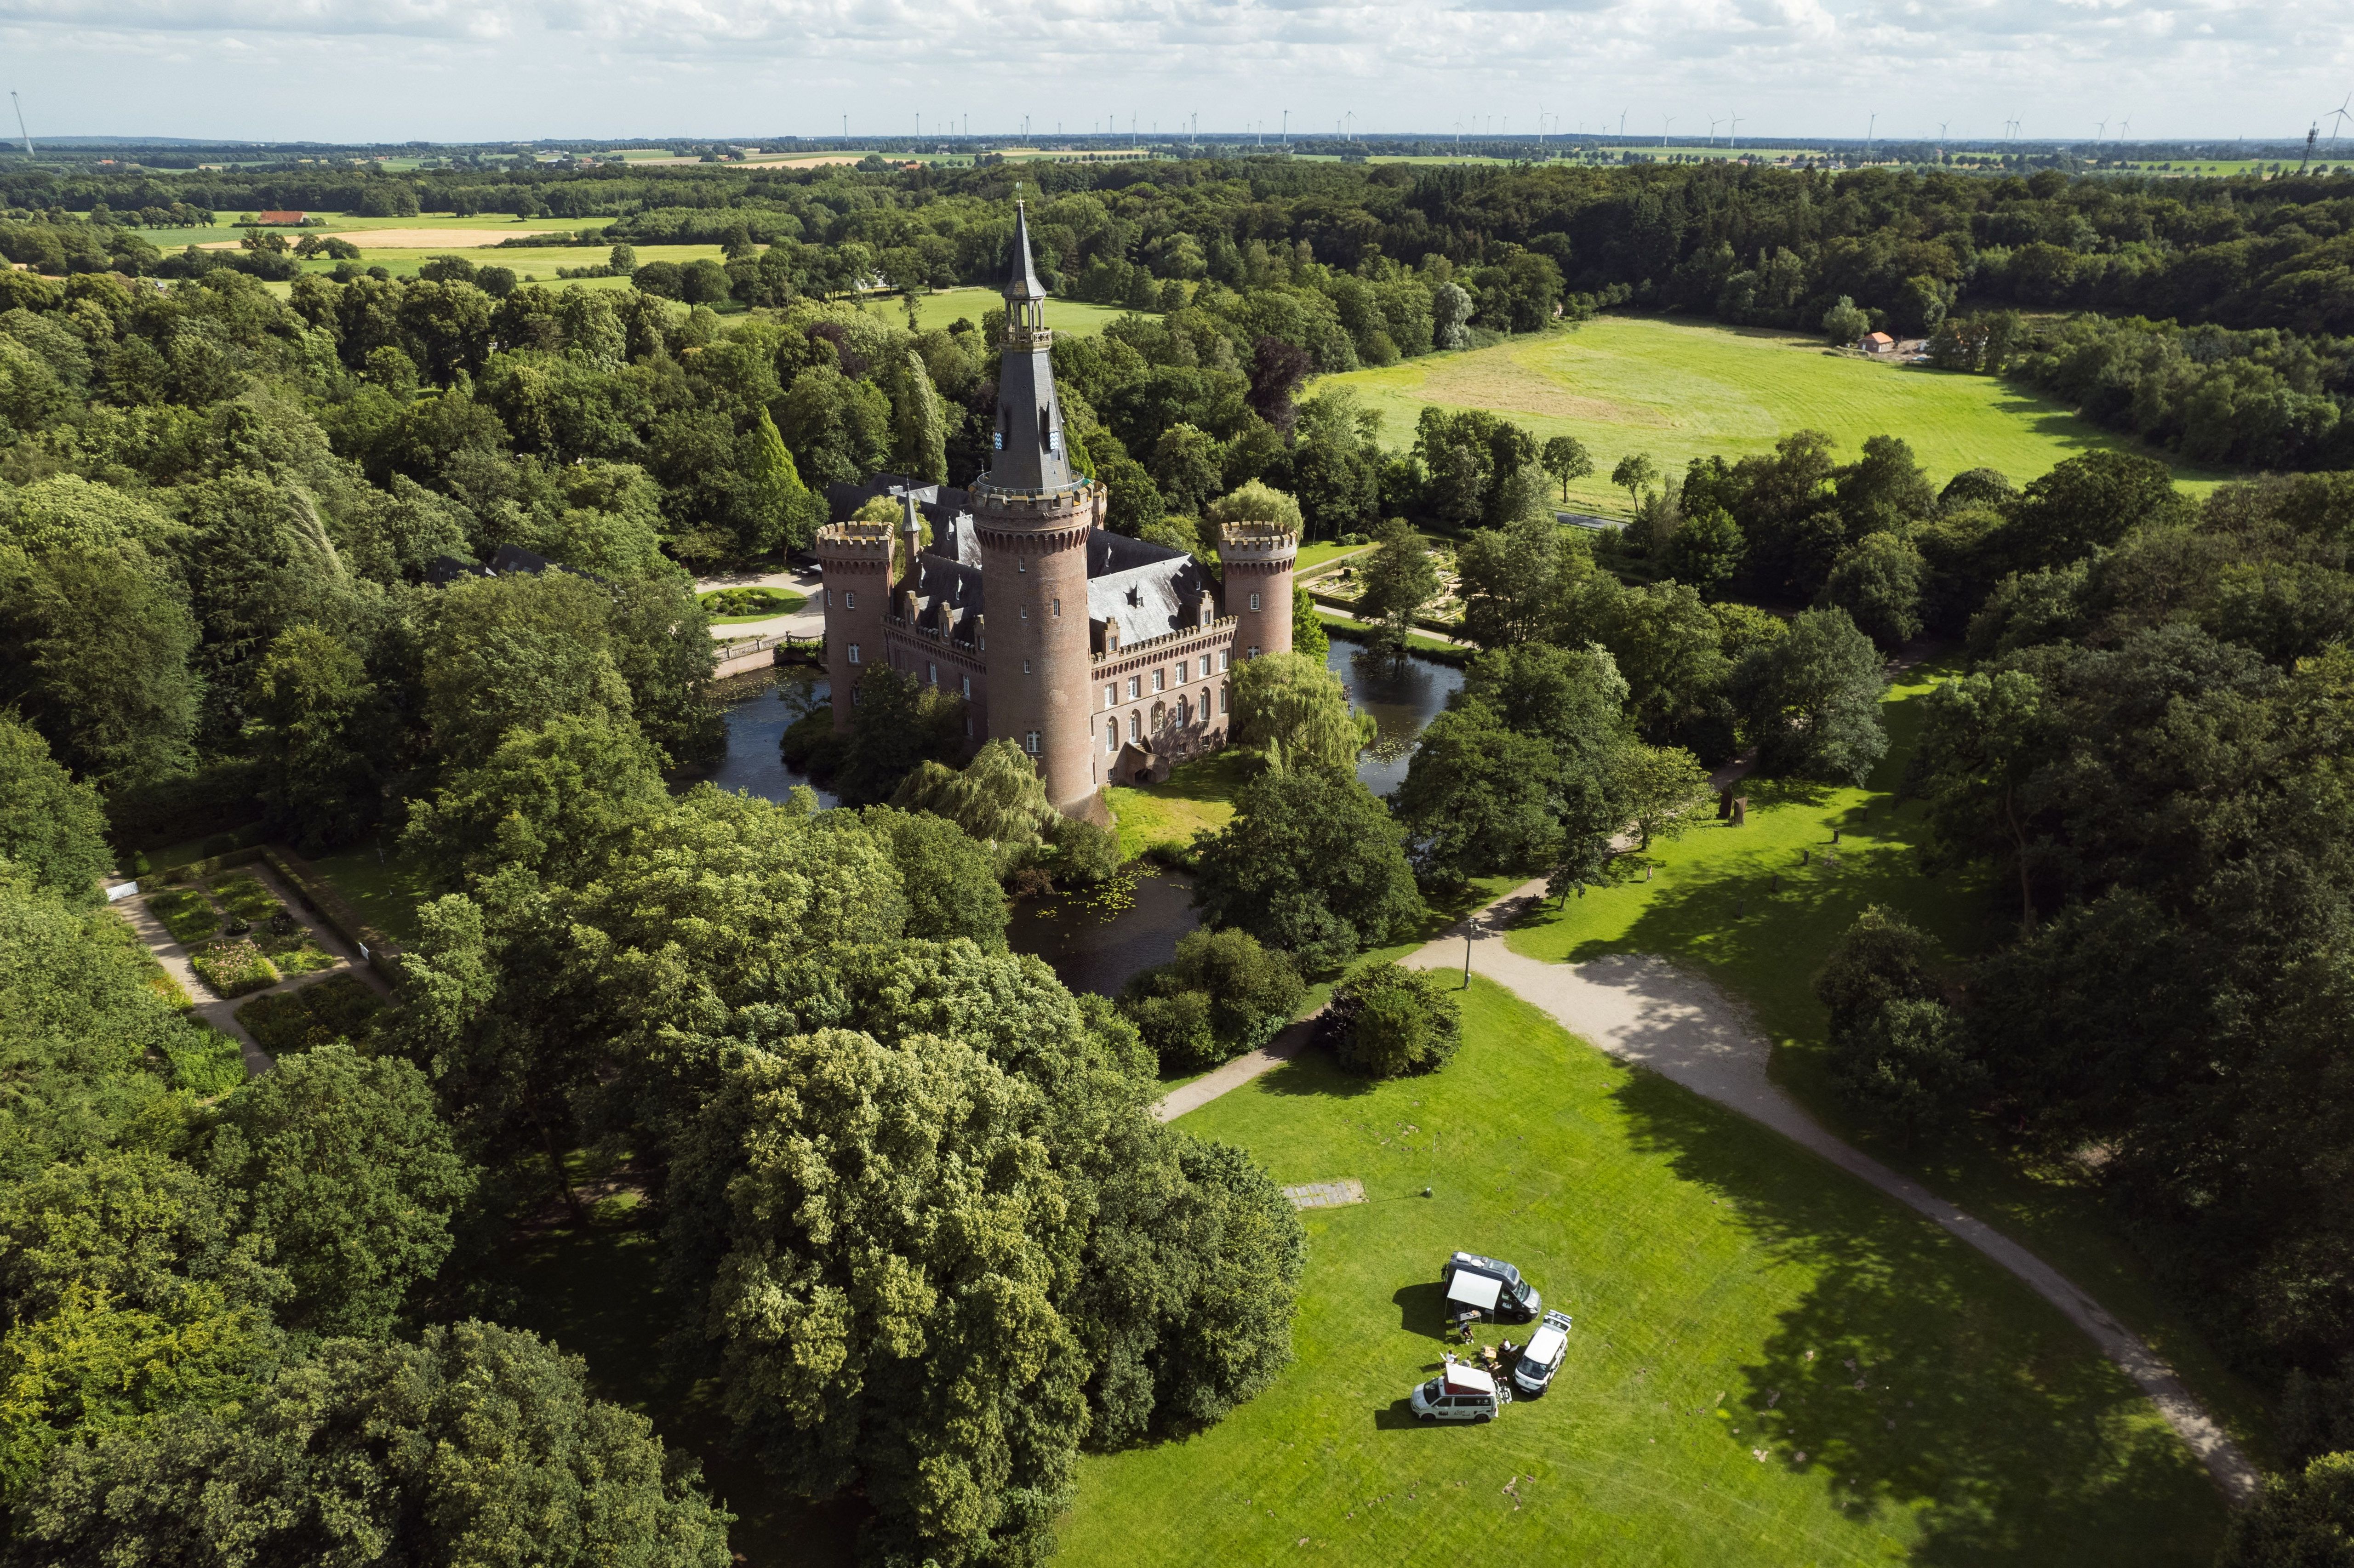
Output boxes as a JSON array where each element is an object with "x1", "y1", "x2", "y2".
[{"x1": 1151, "y1": 879, "x2": 2263, "y2": 1505}]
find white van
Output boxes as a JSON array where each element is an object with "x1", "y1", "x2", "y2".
[
  {"x1": 1512, "y1": 1310, "x2": 1573, "y2": 1395},
  {"x1": 1410, "y1": 1363, "x2": 1502, "y2": 1422}
]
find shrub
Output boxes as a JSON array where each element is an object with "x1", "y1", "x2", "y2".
[
  {"x1": 1814, "y1": 906, "x2": 1980, "y2": 1140},
  {"x1": 235, "y1": 973, "x2": 384, "y2": 1056},
  {"x1": 156, "y1": 1023, "x2": 248, "y2": 1096},
  {"x1": 2217, "y1": 1451, "x2": 2354, "y2": 1568},
  {"x1": 189, "y1": 939, "x2": 280, "y2": 998},
  {"x1": 1121, "y1": 928, "x2": 1304, "y2": 1072},
  {"x1": 1046, "y1": 813, "x2": 1121, "y2": 886},
  {"x1": 1325, "y1": 962, "x2": 1462, "y2": 1078}
]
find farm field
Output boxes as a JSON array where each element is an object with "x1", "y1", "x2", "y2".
[
  {"x1": 1318, "y1": 314, "x2": 2229, "y2": 510},
  {"x1": 1497, "y1": 662, "x2": 2275, "y2": 1459},
  {"x1": 1060, "y1": 976, "x2": 2227, "y2": 1566},
  {"x1": 278, "y1": 243, "x2": 727, "y2": 282}
]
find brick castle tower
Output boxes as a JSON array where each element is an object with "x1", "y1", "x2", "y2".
[{"x1": 971, "y1": 202, "x2": 1105, "y2": 813}]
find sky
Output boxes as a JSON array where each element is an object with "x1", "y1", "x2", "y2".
[{"x1": 1, "y1": 0, "x2": 2349, "y2": 146}]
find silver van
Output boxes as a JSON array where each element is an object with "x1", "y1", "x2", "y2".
[
  {"x1": 1410, "y1": 1364, "x2": 1503, "y2": 1422},
  {"x1": 1512, "y1": 1310, "x2": 1573, "y2": 1395},
  {"x1": 1442, "y1": 1251, "x2": 1542, "y2": 1323}
]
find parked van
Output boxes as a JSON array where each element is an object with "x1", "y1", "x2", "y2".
[
  {"x1": 1410, "y1": 1363, "x2": 1503, "y2": 1422},
  {"x1": 1512, "y1": 1310, "x2": 1574, "y2": 1395},
  {"x1": 1441, "y1": 1251, "x2": 1542, "y2": 1323}
]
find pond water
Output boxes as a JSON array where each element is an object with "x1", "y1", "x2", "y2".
[
  {"x1": 708, "y1": 669, "x2": 839, "y2": 810},
  {"x1": 1005, "y1": 868, "x2": 1198, "y2": 998},
  {"x1": 1327, "y1": 643, "x2": 1465, "y2": 797}
]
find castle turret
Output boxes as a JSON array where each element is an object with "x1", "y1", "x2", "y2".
[
  {"x1": 815, "y1": 518, "x2": 893, "y2": 733},
  {"x1": 975, "y1": 201, "x2": 1103, "y2": 813},
  {"x1": 1219, "y1": 520, "x2": 1299, "y2": 661}
]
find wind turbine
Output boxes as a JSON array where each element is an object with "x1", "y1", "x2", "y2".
[
  {"x1": 1661, "y1": 113, "x2": 1674, "y2": 148},
  {"x1": 1707, "y1": 114, "x2": 1725, "y2": 145},
  {"x1": 2326, "y1": 91, "x2": 2352, "y2": 145},
  {"x1": 1618, "y1": 108, "x2": 1629, "y2": 138},
  {"x1": 9, "y1": 91, "x2": 29, "y2": 156},
  {"x1": 1728, "y1": 111, "x2": 1741, "y2": 151},
  {"x1": 1866, "y1": 111, "x2": 1876, "y2": 162}
]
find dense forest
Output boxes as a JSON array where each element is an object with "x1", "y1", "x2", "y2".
[{"x1": 4, "y1": 151, "x2": 2354, "y2": 1560}]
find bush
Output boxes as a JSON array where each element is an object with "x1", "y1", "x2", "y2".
[
  {"x1": 235, "y1": 973, "x2": 384, "y2": 1056},
  {"x1": 699, "y1": 586, "x2": 799, "y2": 616},
  {"x1": 2217, "y1": 1451, "x2": 2354, "y2": 1568},
  {"x1": 1325, "y1": 962, "x2": 1462, "y2": 1078},
  {"x1": 189, "y1": 938, "x2": 280, "y2": 998},
  {"x1": 1046, "y1": 813, "x2": 1120, "y2": 886},
  {"x1": 1121, "y1": 928, "x2": 1305, "y2": 1072}
]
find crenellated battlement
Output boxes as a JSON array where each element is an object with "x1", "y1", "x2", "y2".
[
  {"x1": 1218, "y1": 521, "x2": 1300, "y2": 568},
  {"x1": 817, "y1": 521, "x2": 893, "y2": 558}
]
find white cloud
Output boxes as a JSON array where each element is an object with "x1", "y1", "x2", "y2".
[{"x1": 0, "y1": 0, "x2": 2344, "y2": 141}]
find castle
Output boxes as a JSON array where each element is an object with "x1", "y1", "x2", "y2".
[{"x1": 816, "y1": 202, "x2": 1298, "y2": 817}]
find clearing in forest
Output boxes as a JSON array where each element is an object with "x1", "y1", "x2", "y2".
[{"x1": 1320, "y1": 314, "x2": 2228, "y2": 511}]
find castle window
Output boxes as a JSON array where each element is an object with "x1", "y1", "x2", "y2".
[
  {"x1": 1152, "y1": 701, "x2": 1167, "y2": 732},
  {"x1": 1023, "y1": 659, "x2": 1032, "y2": 674},
  {"x1": 1017, "y1": 556, "x2": 1027, "y2": 573},
  {"x1": 1202, "y1": 686, "x2": 1211, "y2": 717},
  {"x1": 1052, "y1": 598, "x2": 1061, "y2": 616},
  {"x1": 964, "y1": 715, "x2": 973, "y2": 737},
  {"x1": 847, "y1": 643, "x2": 862, "y2": 665},
  {"x1": 1104, "y1": 684, "x2": 1116, "y2": 709},
  {"x1": 1250, "y1": 592, "x2": 1261, "y2": 612},
  {"x1": 1126, "y1": 676, "x2": 1139, "y2": 701},
  {"x1": 926, "y1": 661, "x2": 937, "y2": 684},
  {"x1": 1152, "y1": 669, "x2": 1165, "y2": 693},
  {"x1": 1177, "y1": 658, "x2": 1190, "y2": 682},
  {"x1": 1218, "y1": 650, "x2": 1230, "y2": 672},
  {"x1": 1105, "y1": 720, "x2": 1118, "y2": 753},
  {"x1": 846, "y1": 591, "x2": 856, "y2": 610},
  {"x1": 1178, "y1": 697, "x2": 1191, "y2": 727},
  {"x1": 961, "y1": 675, "x2": 971, "y2": 698},
  {"x1": 1249, "y1": 646, "x2": 1261, "y2": 659},
  {"x1": 1024, "y1": 730, "x2": 1040, "y2": 756},
  {"x1": 1220, "y1": 684, "x2": 1230, "y2": 713},
  {"x1": 1128, "y1": 712, "x2": 1140, "y2": 741},
  {"x1": 825, "y1": 589, "x2": 833, "y2": 607},
  {"x1": 1020, "y1": 605, "x2": 1028, "y2": 620}
]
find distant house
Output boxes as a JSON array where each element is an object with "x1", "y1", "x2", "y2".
[
  {"x1": 1860, "y1": 331, "x2": 1896, "y2": 354},
  {"x1": 253, "y1": 211, "x2": 308, "y2": 226}
]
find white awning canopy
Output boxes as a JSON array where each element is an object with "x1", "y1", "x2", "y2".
[
  {"x1": 1446, "y1": 1271, "x2": 1504, "y2": 1312},
  {"x1": 1442, "y1": 1364, "x2": 1497, "y2": 1397}
]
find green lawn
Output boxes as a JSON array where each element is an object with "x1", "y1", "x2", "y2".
[
  {"x1": 699, "y1": 586, "x2": 808, "y2": 623},
  {"x1": 304, "y1": 842, "x2": 431, "y2": 944},
  {"x1": 1297, "y1": 542, "x2": 1373, "y2": 576},
  {"x1": 1317, "y1": 314, "x2": 2230, "y2": 512},
  {"x1": 1107, "y1": 748, "x2": 1252, "y2": 861},
  {"x1": 1061, "y1": 977, "x2": 2225, "y2": 1565},
  {"x1": 1496, "y1": 661, "x2": 2276, "y2": 1462},
  {"x1": 859, "y1": 287, "x2": 1135, "y2": 338}
]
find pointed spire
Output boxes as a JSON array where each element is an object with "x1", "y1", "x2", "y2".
[{"x1": 1004, "y1": 199, "x2": 1047, "y2": 302}]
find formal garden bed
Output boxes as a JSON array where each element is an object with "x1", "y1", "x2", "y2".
[
  {"x1": 158, "y1": 872, "x2": 342, "y2": 998},
  {"x1": 698, "y1": 585, "x2": 807, "y2": 622},
  {"x1": 235, "y1": 973, "x2": 384, "y2": 1056}
]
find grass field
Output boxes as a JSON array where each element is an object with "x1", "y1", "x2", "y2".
[
  {"x1": 1318, "y1": 314, "x2": 2228, "y2": 510},
  {"x1": 1059, "y1": 977, "x2": 2226, "y2": 1566},
  {"x1": 304, "y1": 842, "x2": 430, "y2": 944},
  {"x1": 1107, "y1": 747, "x2": 1251, "y2": 861},
  {"x1": 1493, "y1": 661, "x2": 2275, "y2": 1460},
  {"x1": 857, "y1": 286, "x2": 1134, "y2": 338}
]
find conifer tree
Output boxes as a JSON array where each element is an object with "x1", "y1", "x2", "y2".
[{"x1": 887, "y1": 350, "x2": 948, "y2": 485}]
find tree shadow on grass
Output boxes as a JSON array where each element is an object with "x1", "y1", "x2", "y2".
[
  {"x1": 1607, "y1": 1069, "x2": 2226, "y2": 1567},
  {"x1": 1252, "y1": 1046, "x2": 1378, "y2": 1100},
  {"x1": 1392, "y1": 1281, "x2": 1452, "y2": 1340}
]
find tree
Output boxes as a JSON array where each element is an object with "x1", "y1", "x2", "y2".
[
  {"x1": 1821, "y1": 530, "x2": 1926, "y2": 650},
  {"x1": 885, "y1": 348, "x2": 948, "y2": 485},
  {"x1": 838, "y1": 666, "x2": 969, "y2": 806},
  {"x1": 0, "y1": 540, "x2": 201, "y2": 788},
  {"x1": 1394, "y1": 700, "x2": 1565, "y2": 884},
  {"x1": 248, "y1": 624, "x2": 387, "y2": 850},
  {"x1": 1454, "y1": 511, "x2": 1587, "y2": 649},
  {"x1": 1193, "y1": 767, "x2": 1424, "y2": 972},
  {"x1": 1904, "y1": 668, "x2": 2050, "y2": 934},
  {"x1": 1432, "y1": 282, "x2": 1474, "y2": 350},
  {"x1": 417, "y1": 571, "x2": 634, "y2": 772},
  {"x1": 1120, "y1": 927, "x2": 1304, "y2": 1072},
  {"x1": 1150, "y1": 423, "x2": 1225, "y2": 518},
  {"x1": 1833, "y1": 434, "x2": 1937, "y2": 535},
  {"x1": 1569, "y1": 576, "x2": 1735, "y2": 759},
  {"x1": 890, "y1": 738, "x2": 1061, "y2": 865},
  {"x1": 741, "y1": 408, "x2": 827, "y2": 556},
  {"x1": 1325, "y1": 962, "x2": 1462, "y2": 1078},
  {"x1": 1289, "y1": 390, "x2": 1383, "y2": 538},
  {"x1": 205, "y1": 1045, "x2": 473, "y2": 1338},
  {"x1": 2217, "y1": 1452, "x2": 2354, "y2": 1568},
  {"x1": 1355, "y1": 519, "x2": 1439, "y2": 653},
  {"x1": 1540, "y1": 435, "x2": 1594, "y2": 501},
  {"x1": 9, "y1": 1322, "x2": 732, "y2": 1568},
  {"x1": 1822, "y1": 295, "x2": 1869, "y2": 345},
  {"x1": 402, "y1": 713, "x2": 669, "y2": 889},
  {"x1": 858, "y1": 805, "x2": 1008, "y2": 948},
  {"x1": 1611, "y1": 452, "x2": 1658, "y2": 511},
  {"x1": 1814, "y1": 906, "x2": 1977, "y2": 1140},
  {"x1": 1731, "y1": 606, "x2": 1889, "y2": 785},
  {"x1": 1229, "y1": 650, "x2": 1368, "y2": 771},
  {"x1": 1290, "y1": 583, "x2": 1329, "y2": 663},
  {"x1": 1612, "y1": 743, "x2": 1714, "y2": 851},
  {"x1": 0, "y1": 715, "x2": 111, "y2": 904},
  {"x1": 1661, "y1": 502, "x2": 1745, "y2": 597},
  {"x1": 1994, "y1": 450, "x2": 2185, "y2": 577},
  {"x1": 1205, "y1": 478, "x2": 1305, "y2": 536}
]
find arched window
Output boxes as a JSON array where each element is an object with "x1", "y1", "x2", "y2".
[
  {"x1": 847, "y1": 643, "x2": 862, "y2": 665},
  {"x1": 1106, "y1": 720, "x2": 1119, "y2": 753},
  {"x1": 1152, "y1": 700, "x2": 1167, "y2": 733},
  {"x1": 1249, "y1": 592, "x2": 1261, "y2": 611},
  {"x1": 1178, "y1": 697, "x2": 1191, "y2": 728}
]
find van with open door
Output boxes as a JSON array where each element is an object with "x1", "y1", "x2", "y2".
[
  {"x1": 1512, "y1": 1310, "x2": 1574, "y2": 1395},
  {"x1": 1441, "y1": 1251, "x2": 1541, "y2": 1323}
]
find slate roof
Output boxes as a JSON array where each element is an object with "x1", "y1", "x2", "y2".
[{"x1": 1084, "y1": 534, "x2": 1214, "y2": 648}]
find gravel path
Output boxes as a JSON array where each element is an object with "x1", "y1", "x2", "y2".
[{"x1": 1152, "y1": 877, "x2": 2262, "y2": 1505}]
